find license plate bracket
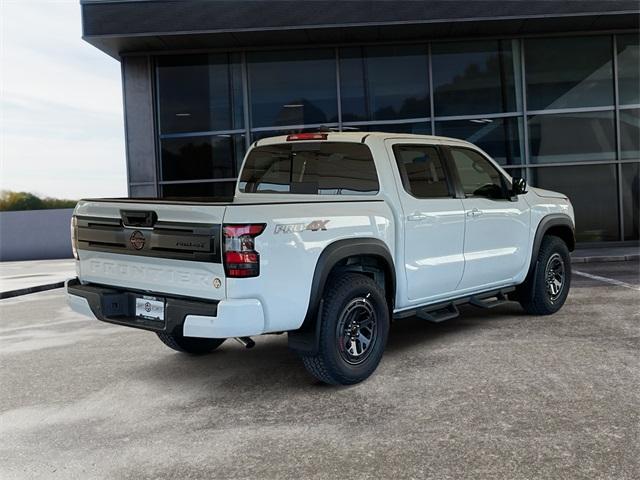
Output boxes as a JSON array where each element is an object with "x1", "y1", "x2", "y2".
[{"x1": 135, "y1": 296, "x2": 165, "y2": 322}]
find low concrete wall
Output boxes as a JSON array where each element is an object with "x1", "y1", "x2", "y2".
[{"x1": 0, "y1": 209, "x2": 74, "y2": 261}]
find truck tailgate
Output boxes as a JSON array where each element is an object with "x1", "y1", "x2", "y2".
[{"x1": 74, "y1": 200, "x2": 228, "y2": 301}]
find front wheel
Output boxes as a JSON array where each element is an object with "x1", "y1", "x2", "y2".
[
  {"x1": 519, "y1": 235, "x2": 571, "y2": 315},
  {"x1": 157, "y1": 330, "x2": 225, "y2": 355},
  {"x1": 300, "y1": 272, "x2": 389, "y2": 385}
]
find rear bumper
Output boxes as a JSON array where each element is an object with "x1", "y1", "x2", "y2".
[{"x1": 66, "y1": 278, "x2": 265, "y2": 338}]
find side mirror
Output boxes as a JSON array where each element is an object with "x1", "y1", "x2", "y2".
[{"x1": 511, "y1": 177, "x2": 527, "y2": 196}]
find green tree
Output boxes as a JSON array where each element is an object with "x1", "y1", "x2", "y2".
[{"x1": 0, "y1": 191, "x2": 77, "y2": 211}]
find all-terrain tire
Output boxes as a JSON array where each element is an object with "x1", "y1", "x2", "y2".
[
  {"x1": 157, "y1": 330, "x2": 225, "y2": 355},
  {"x1": 301, "y1": 272, "x2": 389, "y2": 385},
  {"x1": 519, "y1": 235, "x2": 571, "y2": 315}
]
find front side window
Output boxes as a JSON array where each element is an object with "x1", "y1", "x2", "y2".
[
  {"x1": 239, "y1": 142, "x2": 379, "y2": 195},
  {"x1": 393, "y1": 145, "x2": 451, "y2": 198},
  {"x1": 450, "y1": 147, "x2": 506, "y2": 199}
]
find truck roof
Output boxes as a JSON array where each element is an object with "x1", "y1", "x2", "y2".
[{"x1": 253, "y1": 131, "x2": 475, "y2": 148}]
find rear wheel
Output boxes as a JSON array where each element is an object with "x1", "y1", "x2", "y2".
[
  {"x1": 300, "y1": 272, "x2": 389, "y2": 385},
  {"x1": 519, "y1": 235, "x2": 571, "y2": 315},
  {"x1": 157, "y1": 330, "x2": 225, "y2": 355}
]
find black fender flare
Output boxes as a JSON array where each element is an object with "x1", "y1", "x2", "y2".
[
  {"x1": 287, "y1": 238, "x2": 396, "y2": 355},
  {"x1": 522, "y1": 213, "x2": 575, "y2": 289}
]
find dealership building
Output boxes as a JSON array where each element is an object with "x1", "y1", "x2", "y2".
[{"x1": 81, "y1": 0, "x2": 639, "y2": 245}]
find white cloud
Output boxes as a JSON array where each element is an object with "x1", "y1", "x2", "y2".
[{"x1": 1, "y1": 0, "x2": 127, "y2": 199}]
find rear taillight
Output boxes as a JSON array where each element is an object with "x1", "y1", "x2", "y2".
[{"x1": 223, "y1": 224, "x2": 265, "y2": 278}]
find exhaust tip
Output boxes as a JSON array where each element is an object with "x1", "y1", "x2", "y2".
[{"x1": 234, "y1": 337, "x2": 255, "y2": 349}]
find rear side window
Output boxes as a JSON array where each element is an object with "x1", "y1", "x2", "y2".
[
  {"x1": 393, "y1": 145, "x2": 452, "y2": 198},
  {"x1": 239, "y1": 142, "x2": 379, "y2": 195}
]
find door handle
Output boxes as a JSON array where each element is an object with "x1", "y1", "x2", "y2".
[
  {"x1": 466, "y1": 208, "x2": 483, "y2": 217},
  {"x1": 407, "y1": 213, "x2": 428, "y2": 221}
]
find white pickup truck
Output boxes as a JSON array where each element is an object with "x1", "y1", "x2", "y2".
[{"x1": 67, "y1": 132, "x2": 575, "y2": 385}]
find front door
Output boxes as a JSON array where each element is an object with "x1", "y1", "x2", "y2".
[
  {"x1": 388, "y1": 141, "x2": 466, "y2": 303},
  {"x1": 447, "y1": 146, "x2": 530, "y2": 291}
]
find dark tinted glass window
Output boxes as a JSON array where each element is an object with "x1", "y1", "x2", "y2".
[
  {"x1": 239, "y1": 142, "x2": 378, "y2": 195},
  {"x1": 450, "y1": 147, "x2": 506, "y2": 199},
  {"x1": 621, "y1": 162, "x2": 640, "y2": 241},
  {"x1": 617, "y1": 34, "x2": 640, "y2": 105},
  {"x1": 157, "y1": 54, "x2": 243, "y2": 134},
  {"x1": 435, "y1": 117, "x2": 523, "y2": 165},
  {"x1": 161, "y1": 135, "x2": 245, "y2": 182},
  {"x1": 530, "y1": 165, "x2": 619, "y2": 242},
  {"x1": 348, "y1": 123, "x2": 431, "y2": 134},
  {"x1": 528, "y1": 111, "x2": 615, "y2": 163},
  {"x1": 162, "y1": 181, "x2": 235, "y2": 200},
  {"x1": 620, "y1": 108, "x2": 640, "y2": 160},
  {"x1": 340, "y1": 45, "x2": 429, "y2": 122},
  {"x1": 393, "y1": 145, "x2": 451, "y2": 198},
  {"x1": 432, "y1": 40, "x2": 521, "y2": 116},
  {"x1": 248, "y1": 50, "x2": 337, "y2": 128},
  {"x1": 525, "y1": 36, "x2": 613, "y2": 110}
]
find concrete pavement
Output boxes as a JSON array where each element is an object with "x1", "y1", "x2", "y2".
[
  {"x1": 0, "y1": 259, "x2": 76, "y2": 299},
  {"x1": 0, "y1": 261, "x2": 638, "y2": 479}
]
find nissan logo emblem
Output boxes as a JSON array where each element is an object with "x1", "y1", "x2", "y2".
[{"x1": 130, "y1": 230, "x2": 146, "y2": 250}]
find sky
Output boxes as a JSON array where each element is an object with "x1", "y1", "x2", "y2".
[{"x1": 1, "y1": 0, "x2": 127, "y2": 199}]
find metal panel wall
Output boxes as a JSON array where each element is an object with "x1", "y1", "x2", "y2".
[{"x1": 122, "y1": 56, "x2": 159, "y2": 197}]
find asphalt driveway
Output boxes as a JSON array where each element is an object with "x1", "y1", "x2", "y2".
[{"x1": 1, "y1": 261, "x2": 638, "y2": 479}]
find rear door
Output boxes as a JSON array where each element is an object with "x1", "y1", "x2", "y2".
[
  {"x1": 387, "y1": 140, "x2": 465, "y2": 302},
  {"x1": 445, "y1": 146, "x2": 530, "y2": 291}
]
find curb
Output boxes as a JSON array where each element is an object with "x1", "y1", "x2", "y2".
[
  {"x1": 0, "y1": 282, "x2": 65, "y2": 300},
  {"x1": 571, "y1": 254, "x2": 640, "y2": 264}
]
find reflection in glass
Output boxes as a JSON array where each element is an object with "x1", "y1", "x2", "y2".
[
  {"x1": 345, "y1": 123, "x2": 431, "y2": 134},
  {"x1": 450, "y1": 147, "x2": 506, "y2": 199},
  {"x1": 157, "y1": 54, "x2": 243, "y2": 134},
  {"x1": 528, "y1": 111, "x2": 615, "y2": 163},
  {"x1": 435, "y1": 117, "x2": 523, "y2": 165},
  {"x1": 340, "y1": 45, "x2": 429, "y2": 122},
  {"x1": 525, "y1": 36, "x2": 613, "y2": 110},
  {"x1": 617, "y1": 34, "x2": 640, "y2": 105},
  {"x1": 621, "y1": 162, "x2": 640, "y2": 240},
  {"x1": 161, "y1": 135, "x2": 245, "y2": 182},
  {"x1": 393, "y1": 145, "x2": 451, "y2": 198},
  {"x1": 239, "y1": 143, "x2": 378, "y2": 195},
  {"x1": 620, "y1": 108, "x2": 640, "y2": 160},
  {"x1": 162, "y1": 181, "x2": 236, "y2": 199},
  {"x1": 248, "y1": 50, "x2": 337, "y2": 128},
  {"x1": 530, "y1": 165, "x2": 619, "y2": 242},
  {"x1": 432, "y1": 40, "x2": 521, "y2": 116}
]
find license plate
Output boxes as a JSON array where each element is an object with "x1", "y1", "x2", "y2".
[{"x1": 135, "y1": 296, "x2": 165, "y2": 321}]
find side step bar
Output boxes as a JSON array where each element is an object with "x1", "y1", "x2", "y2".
[
  {"x1": 416, "y1": 304, "x2": 459, "y2": 323},
  {"x1": 395, "y1": 287, "x2": 515, "y2": 323},
  {"x1": 469, "y1": 291, "x2": 510, "y2": 309}
]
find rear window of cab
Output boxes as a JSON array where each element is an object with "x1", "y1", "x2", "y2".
[{"x1": 238, "y1": 142, "x2": 379, "y2": 195}]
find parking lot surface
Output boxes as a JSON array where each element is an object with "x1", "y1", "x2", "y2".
[{"x1": 1, "y1": 261, "x2": 638, "y2": 479}]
